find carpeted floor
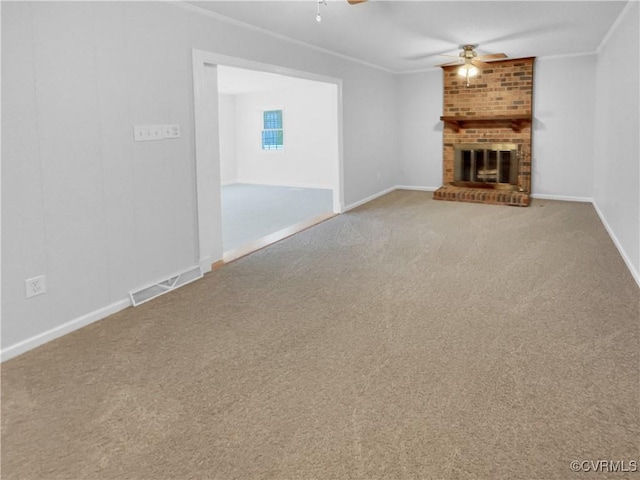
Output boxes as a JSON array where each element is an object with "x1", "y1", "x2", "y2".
[{"x1": 2, "y1": 191, "x2": 639, "y2": 480}]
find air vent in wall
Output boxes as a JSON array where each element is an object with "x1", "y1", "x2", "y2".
[{"x1": 129, "y1": 266, "x2": 203, "y2": 307}]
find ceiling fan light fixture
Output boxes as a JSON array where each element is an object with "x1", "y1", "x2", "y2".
[{"x1": 458, "y1": 64, "x2": 478, "y2": 78}]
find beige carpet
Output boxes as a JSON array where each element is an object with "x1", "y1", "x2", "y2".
[{"x1": 2, "y1": 191, "x2": 639, "y2": 480}]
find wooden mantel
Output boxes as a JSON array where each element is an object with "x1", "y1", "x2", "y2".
[{"x1": 440, "y1": 114, "x2": 532, "y2": 133}]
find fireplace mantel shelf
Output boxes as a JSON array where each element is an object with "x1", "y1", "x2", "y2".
[{"x1": 440, "y1": 114, "x2": 532, "y2": 133}]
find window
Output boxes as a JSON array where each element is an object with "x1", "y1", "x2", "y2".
[{"x1": 262, "y1": 109, "x2": 284, "y2": 150}]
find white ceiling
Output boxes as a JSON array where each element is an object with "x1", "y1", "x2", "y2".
[
  {"x1": 187, "y1": 0, "x2": 628, "y2": 73},
  {"x1": 217, "y1": 65, "x2": 327, "y2": 95}
]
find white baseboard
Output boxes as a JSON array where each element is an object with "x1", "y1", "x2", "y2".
[
  {"x1": 395, "y1": 185, "x2": 438, "y2": 192},
  {"x1": 592, "y1": 201, "x2": 640, "y2": 288},
  {"x1": 1, "y1": 298, "x2": 131, "y2": 362},
  {"x1": 199, "y1": 255, "x2": 215, "y2": 273},
  {"x1": 343, "y1": 186, "x2": 396, "y2": 212},
  {"x1": 530, "y1": 193, "x2": 594, "y2": 203}
]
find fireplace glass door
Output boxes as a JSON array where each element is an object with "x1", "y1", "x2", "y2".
[{"x1": 454, "y1": 144, "x2": 518, "y2": 186}]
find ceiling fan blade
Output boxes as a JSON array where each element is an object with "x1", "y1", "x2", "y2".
[
  {"x1": 471, "y1": 59, "x2": 492, "y2": 68},
  {"x1": 347, "y1": 0, "x2": 367, "y2": 4},
  {"x1": 436, "y1": 60, "x2": 462, "y2": 67},
  {"x1": 476, "y1": 53, "x2": 507, "y2": 61}
]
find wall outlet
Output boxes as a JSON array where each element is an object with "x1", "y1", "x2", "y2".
[
  {"x1": 133, "y1": 125, "x2": 163, "y2": 142},
  {"x1": 163, "y1": 124, "x2": 180, "y2": 139},
  {"x1": 25, "y1": 275, "x2": 46, "y2": 298}
]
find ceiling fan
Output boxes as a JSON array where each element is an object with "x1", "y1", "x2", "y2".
[{"x1": 437, "y1": 44, "x2": 507, "y2": 86}]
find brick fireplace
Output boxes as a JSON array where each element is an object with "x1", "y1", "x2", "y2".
[{"x1": 433, "y1": 57, "x2": 535, "y2": 206}]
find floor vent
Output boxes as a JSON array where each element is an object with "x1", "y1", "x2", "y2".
[{"x1": 129, "y1": 266, "x2": 203, "y2": 307}]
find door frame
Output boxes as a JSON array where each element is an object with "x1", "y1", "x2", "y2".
[{"x1": 191, "y1": 48, "x2": 344, "y2": 271}]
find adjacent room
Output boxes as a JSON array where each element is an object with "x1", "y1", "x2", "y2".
[
  {"x1": 2, "y1": 1, "x2": 638, "y2": 478},
  {"x1": 216, "y1": 65, "x2": 338, "y2": 255}
]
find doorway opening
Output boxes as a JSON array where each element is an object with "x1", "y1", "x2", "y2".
[{"x1": 192, "y1": 50, "x2": 343, "y2": 270}]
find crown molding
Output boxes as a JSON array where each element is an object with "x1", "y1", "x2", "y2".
[
  {"x1": 536, "y1": 51, "x2": 596, "y2": 61},
  {"x1": 171, "y1": 1, "x2": 395, "y2": 74},
  {"x1": 169, "y1": 0, "x2": 633, "y2": 76},
  {"x1": 596, "y1": 0, "x2": 637, "y2": 53}
]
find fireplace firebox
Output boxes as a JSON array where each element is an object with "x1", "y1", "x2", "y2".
[{"x1": 453, "y1": 143, "x2": 519, "y2": 189}]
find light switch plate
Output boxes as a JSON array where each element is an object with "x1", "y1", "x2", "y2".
[
  {"x1": 133, "y1": 125, "x2": 163, "y2": 142},
  {"x1": 163, "y1": 124, "x2": 181, "y2": 139}
]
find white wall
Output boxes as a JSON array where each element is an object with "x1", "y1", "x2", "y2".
[
  {"x1": 218, "y1": 94, "x2": 238, "y2": 185},
  {"x1": 396, "y1": 70, "x2": 443, "y2": 189},
  {"x1": 2, "y1": 1, "x2": 199, "y2": 352},
  {"x1": 532, "y1": 55, "x2": 596, "y2": 199},
  {"x1": 1, "y1": 1, "x2": 398, "y2": 357},
  {"x1": 593, "y1": 1, "x2": 640, "y2": 284},
  {"x1": 233, "y1": 84, "x2": 337, "y2": 189},
  {"x1": 340, "y1": 66, "x2": 398, "y2": 198}
]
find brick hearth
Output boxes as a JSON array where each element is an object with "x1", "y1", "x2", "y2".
[
  {"x1": 434, "y1": 57, "x2": 535, "y2": 207},
  {"x1": 433, "y1": 184, "x2": 529, "y2": 206}
]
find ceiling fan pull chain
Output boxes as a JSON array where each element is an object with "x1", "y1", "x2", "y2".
[{"x1": 316, "y1": 0, "x2": 326, "y2": 23}]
